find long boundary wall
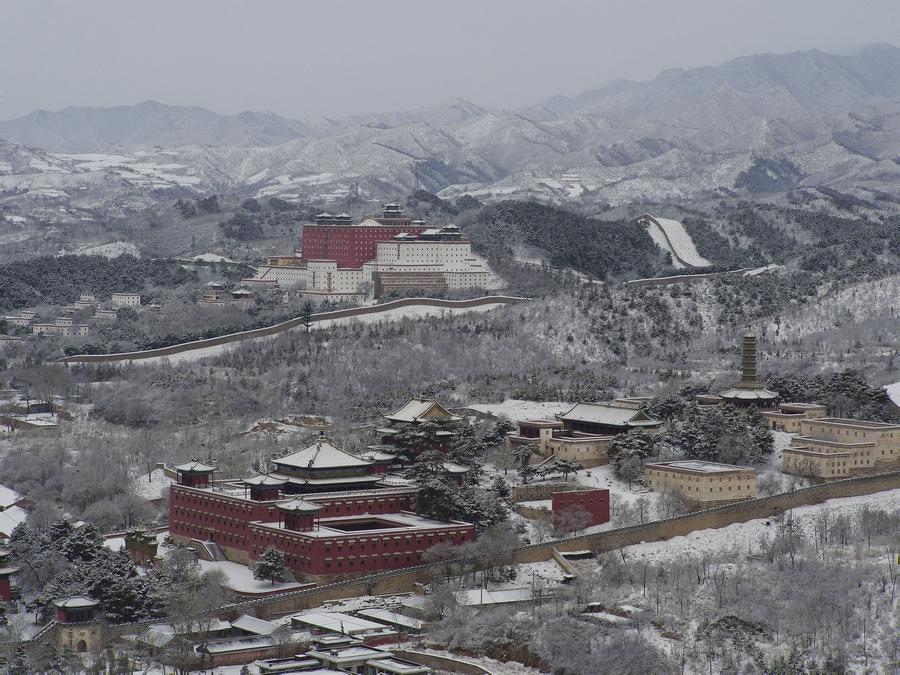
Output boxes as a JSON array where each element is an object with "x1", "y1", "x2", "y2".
[
  {"x1": 40, "y1": 470, "x2": 899, "y2": 640},
  {"x1": 214, "y1": 470, "x2": 899, "y2": 620},
  {"x1": 57, "y1": 296, "x2": 526, "y2": 364}
]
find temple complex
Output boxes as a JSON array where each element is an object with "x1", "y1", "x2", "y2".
[
  {"x1": 168, "y1": 435, "x2": 475, "y2": 580},
  {"x1": 506, "y1": 401, "x2": 663, "y2": 468},
  {"x1": 377, "y1": 398, "x2": 461, "y2": 453},
  {"x1": 242, "y1": 205, "x2": 491, "y2": 300}
]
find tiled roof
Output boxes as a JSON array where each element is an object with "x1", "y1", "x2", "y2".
[
  {"x1": 558, "y1": 402, "x2": 660, "y2": 427},
  {"x1": 272, "y1": 438, "x2": 372, "y2": 471}
]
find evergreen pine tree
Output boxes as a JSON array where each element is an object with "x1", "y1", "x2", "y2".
[{"x1": 254, "y1": 547, "x2": 287, "y2": 585}]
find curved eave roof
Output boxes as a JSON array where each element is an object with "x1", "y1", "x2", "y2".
[
  {"x1": 174, "y1": 461, "x2": 216, "y2": 473},
  {"x1": 719, "y1": 388, "x2": 779, "y2": 400},
  {"x1": 53, "y1": 596, "x2": 99, "y2": 609},
  {"x1": 243, "y1": 473, "x2": 287, "y2": 487},
  {"x1": 276, "y1": 498, "x2": 323, "y2": 513}
]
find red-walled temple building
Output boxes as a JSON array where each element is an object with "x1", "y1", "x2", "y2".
[
  {"x1": 168, "y1": 437, "x2": 475, "y2": 581},
  {"x1": 299, "y1": 204, "x2": 429, "y2": 269}
]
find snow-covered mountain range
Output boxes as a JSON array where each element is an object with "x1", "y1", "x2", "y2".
[{"x1": 2, "y1": 42, "x2": 900, "y2": 219}]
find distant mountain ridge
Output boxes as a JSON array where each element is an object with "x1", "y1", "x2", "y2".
[
  {"x1": 1, "y1": 42, "x2": 900, "y2": 213},
  {"x1": 4, "y1": 43, "x2": 899, "y2": 153}
]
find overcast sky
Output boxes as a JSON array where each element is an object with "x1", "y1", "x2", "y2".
[{"x1": 1, "y1": 0, "x2": 899, "y2": 121}]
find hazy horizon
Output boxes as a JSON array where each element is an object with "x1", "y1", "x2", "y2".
[{"x1": 1, "y1": 0, "x2": 899, "y2": 122}]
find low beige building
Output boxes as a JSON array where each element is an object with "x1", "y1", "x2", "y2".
[
  {"x1": 782, "y1": 417, "x2": 900, "y2": 478},
  {"x1": 644, "y1": 460, "x2": 758, "y2": 506},
  {"x1": 506, "y1": 420, "x2": 613, "y2": 468},
  {"x1": 32, "y1": 317, "x2": 89, "y2": 337},
  {"x1": 762, "y1": 402, "x2": 828, "y2": 432},
  {"x1": 110, "y1": 292, "x2": 141, "y2": 308}
]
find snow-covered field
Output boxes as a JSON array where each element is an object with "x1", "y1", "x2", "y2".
[
  {"x1": 130, "y1": 468, "x2": 172, "y2": 501},
  {"x1": 196, "y1": 559, "x2": 306, "y2": 594},
  {"x1": 129, "y1": 302, "x2": 510, "y2": 365},
  {"x1": 620, "y1": 488, "x2": 900, "y2": 564},
  {"x1": 887, "y1": 381, "x2": 900, "y2": 408},
  {"x1": 643, "y1": 215, "x2": 711, "y2": 268}
]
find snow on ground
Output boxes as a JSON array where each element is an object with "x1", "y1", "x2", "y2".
[
  {"x1": 64, "y1": 240, "x2": 141, "y2": 258},
  {"x1": 104, "y1": 536, "x2": 126, "y2": 552},
  {"x1": 196, "y1": 559, "x2": 305, "y2": 594},
  {"x1": 514, "y1": 559, "x2": 567, "y2": 585},
  {"x1": 401, "y1": 645, "x2": 546, "y2": 675},
  {"x1": 620, "y1": 488, "x2": 900, "y2": 565},
  {"x1": 645, "y1": 218, "x2": 685, "y2": 269},
  {"x1": 191, "y1": 253, "x2": 237, "y2": 263},
  {"x1": 468, "y1": 399, "x2": 572, "y2": 421},
  {"x1": 130, "y1": 468, "x2": 172, "y2": 501},
  {"x1": 886, "y1": 381, "x2": 900, "y2": 408},
  {"x1": 573, "y1": 463, "x2": 656, "y2": 508},
  {"x1": 129, "y1": 302, "x2": 510, "y2": 365},
  {"x1": 743, "y1": 263, "x2": 781, "y2": 276},
  {"x1": 644, "y1": 215, "x2": 711, "y2": 268}
]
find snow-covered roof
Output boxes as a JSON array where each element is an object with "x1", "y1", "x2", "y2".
[
  {"x1": 355, "y1": 218, "x2": 384, "y2": 228},
  {"x1": 197, "y1": 635, "x2": 275, "y2": 655},
  {"x1": 136, "y1": 624, "x2": 176, "y2": 648},
  {"x1": 386, "y1": 398, "x2": 458, "y2": 423},
  {"x1": 0, "y1": 505, "x2": 28, "y2": 539},
  {"x1": 272, "y1": 474, "x2": 382, "y2": 487},
  {"x1": 230, "y1": 614, "x2": 282, "y2": 636},
  {"x1": 292, "y1": 612, "x2": 392, "y2": 635},
  {"x1": 243, "y1": 473, "x2": 287, "y2": 487},
  {"x1": 174, "y1": 461, "x2": 216, "y2": 473},
  {"x1": 272, "y1": 438, "x2": 372, "y2": 471},
  {"x1": 442, "y1": 461, "x2": 470, "y2": 474},
  {"x1": 719, "y1": 387, "x2": 779, "y2": 401},
  {"x1": 457, "y1": 587, "x2": 532, "y2": 606},
  {"x1": 360, "y1": 448, "x2": 397, "y2": 462},
  {"x1": 365, "y1": 657, "x2": 430, "y2": 674},
  {"x1": 0, "y1": 485, "x2": 23, "y2": 509},
  {"x1": 645, "y1": 460, "x2": 754, "y2": 474},
  {"x1": 276, "y1": 498, "x2": 323, "y2": 513},
  {"x1": 558, "y1": 403, "x2": 660, "y2": 427},
  {"x1": 53, "y1": 596, "x2": 99, "y2": 609},
  {"x1": 355, "y1": 608, "x2": 424, "y2": 630}
]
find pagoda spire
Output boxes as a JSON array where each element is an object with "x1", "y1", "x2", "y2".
[{"x1": 739, "y1": 325, "x2": 760, "y2": 389}]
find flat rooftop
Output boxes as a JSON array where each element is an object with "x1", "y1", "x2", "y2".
[
  {"x1": 794, "y1": 436, "x2": 875, "y2": 448},
  {"x1": 256, "y1": 511, "x2": 470, "y2": 538},
  {"x1": 293, "y1": 612, "x2": 390, "y2": 635},
  {"x1": 812, "y1": 418, "x2": 900, "y2": 430},
  {"x1": 645, "y1": 460, "x2": 754, "y2": 474}
]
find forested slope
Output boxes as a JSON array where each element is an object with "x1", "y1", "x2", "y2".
[
  {"x1": 0, "y1": 255, "x2": 197, "y2": 311},
  {"x1": 471, "y1": 201, "x2": 667, "y2": 280}
]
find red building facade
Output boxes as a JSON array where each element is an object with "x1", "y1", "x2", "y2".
[
  {"x1": 298, "y1": 204, "x2": 427, "y2": 269},
  {"x1": 169, "y1": 483, "x2": 473, "y2": 579},
  {"x1": 551, "y1": 489, "x2": 610, "y2": 528},
  {"x1": 299, "y1": 223, "x2": 428, "y2": 269}
]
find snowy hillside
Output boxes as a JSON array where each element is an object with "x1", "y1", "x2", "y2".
[
  {"x1": 2, "y1": 45, "x2": 900, "y2": 215},
  {"x1": 640, "y1": 214, "x2": 711, "y2": 268}
]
